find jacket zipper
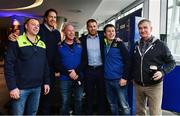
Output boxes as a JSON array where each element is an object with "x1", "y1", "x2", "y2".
[{"x1": 137, "y1": 44, "x2": 153, "y2": 86}]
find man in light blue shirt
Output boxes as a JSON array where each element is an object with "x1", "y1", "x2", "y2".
[
  {"x1": 86, "y1": 34, "x2": 102, "y2": 66},
  {"x1": 80, "y1": 19, "x2": 106, "y2": 115}
]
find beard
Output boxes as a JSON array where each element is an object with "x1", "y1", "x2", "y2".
[{"x1": 89, "y1": 30, "x2": 97, "y2": 36}]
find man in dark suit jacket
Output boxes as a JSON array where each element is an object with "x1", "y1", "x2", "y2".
[{"x1": 80, "y1": 19, "x2": 106, "y2": 115}]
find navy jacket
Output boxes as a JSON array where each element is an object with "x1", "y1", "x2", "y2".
[
  {"x1": 80, "y1": 32, "x2": 104, "y2": 71},
  {"x1": 5, "y1": 33, "x2": 50, "y2": 90},
  {"x1": 38, "y1": 24, "x2": 61, "y2": 69}
]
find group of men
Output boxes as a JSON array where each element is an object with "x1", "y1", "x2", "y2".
[{"x1": 4, "y1": 8, "x2": 176, "y2": 115}]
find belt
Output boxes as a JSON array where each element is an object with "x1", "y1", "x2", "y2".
[{"x1": 87, "y1": 65, "x2": 103, "y2": 70}]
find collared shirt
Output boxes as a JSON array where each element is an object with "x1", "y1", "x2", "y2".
[
  {"x1": 140, "y1": 36, "x2": 154, "y2": 54},
  {"x1": 86, "y1": 34, "x2": 102, "y2": 66},
  {"x1": 104, "y1": 38, "x2": 113, "y2": 54},
  {"x1": 44, "y1": 23, "x2": 55, "y2": 32}
]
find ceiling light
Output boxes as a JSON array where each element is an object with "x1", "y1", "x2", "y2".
[{"x1": 0, "y1": 0, "x2": 43, "y2": 11}]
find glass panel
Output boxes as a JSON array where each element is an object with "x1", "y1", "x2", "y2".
[{"x1": 167, "y1": 0, "x2": 180, "y2": 62}]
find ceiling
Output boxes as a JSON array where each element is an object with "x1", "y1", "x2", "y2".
[{"x1": 0, "y1": 0, "x2": 136, "y2": 31}]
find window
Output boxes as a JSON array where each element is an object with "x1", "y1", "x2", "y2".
[
  {"x1": 107, "y1": 19, "x2": 116, "y2": 25},
  {"x1": 167, "y1": 0, "x2": 180, "y2": 63}
]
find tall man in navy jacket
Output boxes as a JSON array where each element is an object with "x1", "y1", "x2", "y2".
[
  {"x1": 37, "y1": 9, "x2": 61, "y2": 114},
  {"x1": 80, "y1": 19, "x2": 106, "y2": 114}
]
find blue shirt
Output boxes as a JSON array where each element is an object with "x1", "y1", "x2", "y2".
[
  {"x1": 58, "y1": 41, "x2": 82, "y2": 80},
  {"x1": 86, "y1": 34, "x2": 102, "y2": 66}
]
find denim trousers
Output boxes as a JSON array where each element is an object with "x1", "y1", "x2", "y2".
[
  {"x1": 59, "y1": 80, "x2": 83, "y2": 115},
  {"x1": 11, "y1": 86, "x2": 41, "y2": 115},
  {"x1": 105, "y1": 79, "x2": 130, "y2": 115}
]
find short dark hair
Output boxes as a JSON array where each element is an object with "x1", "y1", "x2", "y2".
[
  {"x1": 103, "y1": 24, "x2": 115, "y2": 32},
  {"x1": 138, "y1": 19, "x2": 151, "y2": 27},
  {"x1": 43, "y1": 8, "x2": 58, "y2": 22},
  {"x1": 86, "y1": 19, "x2": 97, "y2": 26},
  {"x1": 24, "y1": 18, "x2": 39, "y2": 32}
]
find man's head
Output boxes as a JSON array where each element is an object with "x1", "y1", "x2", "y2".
[
  {"x1": 86, "y1": 19, "x2": 98, "y2": 36},
  {"x1": 43, "y1": 8, "x2": 58, "y2": 28},
  {"x1": 62, "y1": 23, "x2": 75, "y2": 40},
  {"x1": 14, "y1": 29, "x2": 20, "y2": 36},
  {"x1": 138, "y1": 19, "x2": 152, "y2": 41},
  {"x1": 11, "y1": 25, "x2": 20, "y2": 36},
  {"x1": 103, "y1": 24, "x2": 116, "y2": 41},
  {"x1": 24, "y1": 18, "x2": 40, "y2": 36}
]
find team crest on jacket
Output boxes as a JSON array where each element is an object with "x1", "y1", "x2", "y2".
[
  {"x1": 60, "y1": 44, "x2": 63, "y2": 48},
  {"x1": 23, "y1": 42, "x2": 27, "y2": 44},
  {"x1": 112, "y1": 43, "x2": 118, "y2": 47},
  {"x1": 77, "y1": 44, "x2": 82, "y2": 48}
]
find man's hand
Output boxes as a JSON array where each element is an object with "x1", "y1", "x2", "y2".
[
  {"x1": 8, "y1": 33, "x2": 18, "y2": 42},
  {"x1": 116, "y1": 37, "x2": 123, "y2": 42},
  {"x1": 152, "y1": 71, "x2": 163, "y2": 80},
  {"x1": 119, "y1": 78, "x2": 127, "y2": 86},
  {"x1": 10, "y1": 88, "x2": 20, "y2": 100},
  {"x1": 44, "y1": 84, "x2": 50, "y2": 95},
  {"x1": 55, "y1": 72, "x2": 60, "y2": 77},
  {"x1": 68, "y1": 69, "x2": 78, "y2": 80}
]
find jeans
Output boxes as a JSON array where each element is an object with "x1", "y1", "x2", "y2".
[
  {"x1": 59, "y1": 80, "x2": 83, "y2": 115},
  {"x1": 11, "y1": 86, "x2": 41, "y2": 115},
  {"x1": 105, "y1": 79, "x2": 130, "y2": 115}
]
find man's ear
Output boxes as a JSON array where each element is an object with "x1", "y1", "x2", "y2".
[
  {"x1": 150, "y1": 26, "x2": 153, "y2": 32},
  {"x1": 44, "y1": 17, "x2": 47, "y2": 22},
  {"x1": 25, "y1": 24, "x2": 27, "y2": 30}
]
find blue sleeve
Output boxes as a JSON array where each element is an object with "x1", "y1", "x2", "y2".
[{"x1": 4, "y1": 41, "x2": 18, "y2": 91}]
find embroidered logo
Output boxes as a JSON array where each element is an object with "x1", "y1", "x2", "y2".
[
  {"x1": 78, "y1": 44, "x2": 82, "y2": 48},
  {"x1": 112, "y1": 43, "x2": 118, "y2": 47},
  {"x1": 23, "y1": 42, "x2": 27, "y2": 44}
]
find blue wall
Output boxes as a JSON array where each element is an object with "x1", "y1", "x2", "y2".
[{"x1": 162, "y1": 65, "x2": 180, "y2": 112}]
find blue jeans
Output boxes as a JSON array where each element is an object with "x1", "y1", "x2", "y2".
[
  {"x1": 105, "y1": 79, "x2": 130, "y2": 115},
  {"x1": 59, "y1": 80, "x2": 83, "y2": 115},
  {"x1": 11, "y1": 87, "x2": 41, "y2": 115}
]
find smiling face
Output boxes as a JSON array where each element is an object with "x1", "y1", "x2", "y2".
[
  {"x1": 25, "y1": 19, "x2": 40, "y2": 36},
  {"x1": 87, "y1": 21, "x2": 98, "y2": 36},
  {"x1": 64, "y1": 24, "x2": 75, "y2": 40},
  {"x1": 104, "y1": 26, "x2": 116, "y2": 41},
  {"x1": 138, "y1": 21, "x2": 152, "y2": 41},
  {"x1": 45, "y1": 11, "x2": 57, "y2": 28}
]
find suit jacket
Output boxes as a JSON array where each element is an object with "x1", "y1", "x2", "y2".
[{"x1": 79, "y1": 32, "x2": 104, "y2": 71}]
